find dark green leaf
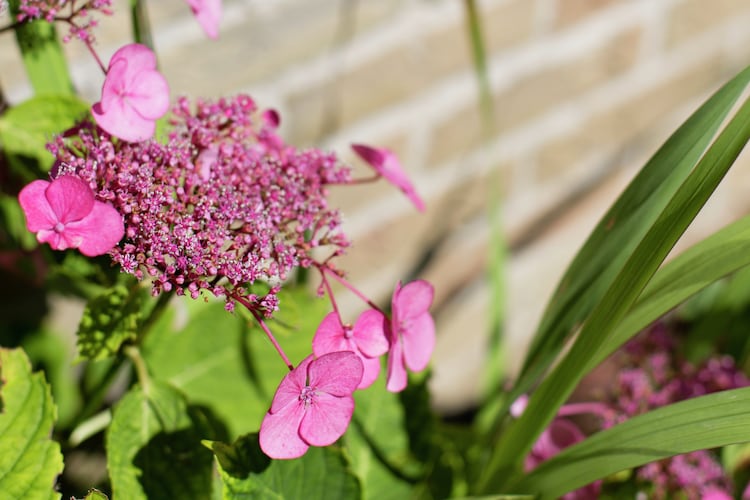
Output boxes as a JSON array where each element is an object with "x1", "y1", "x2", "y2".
[
  {"x1": 106, "y1": 381, "x2": 222, "y2": 499},
  {"x1": 207, "y1": 433, "x2": 362, "y2": 500}
]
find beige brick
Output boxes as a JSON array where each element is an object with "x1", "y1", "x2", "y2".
[
  {"x1": 667, "y1": 0, "x2": 750, "y2": 48},
  {"x1": 286, "y1": 0, "x2": 534, "y2": 145},
  {"x1": 427, "y1": 27, "x2": 642, "y2": 166},
  {"x1": 536, "y1": 54, "x2": 728, "y2": 181},
  {"x1": 553, "y1": 0, "x2": 628, "y2": 29}
]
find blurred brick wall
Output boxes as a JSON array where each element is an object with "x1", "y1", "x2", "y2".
[{"x1": 3, "y1": 0, "x2": 750, "y2": 411}]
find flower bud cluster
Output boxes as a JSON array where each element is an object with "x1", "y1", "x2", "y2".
[{"x1": 51, "y1": 95, "x2": 351, "y2": 315}]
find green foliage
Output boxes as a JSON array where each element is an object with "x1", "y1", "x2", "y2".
[
  {"x1": 141, "y1": 288, "x2": 329, "y2": 437},
  {"x1": 0, "y1": 347, "x2": 64, "y2": 499},
  {"x1": 76, "y1": 285, "x2": 146, "y2": 361},
  {"x1": 106, "y1": 381, "x2": 225, "y2": 499},
  {"x1": 207, "y1": 433, "x2": 362, "y2": 499},
  {"x1": 512, "y1": 387, "x2": 750, "y2": 498}
]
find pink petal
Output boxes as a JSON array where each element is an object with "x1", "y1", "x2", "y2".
[
  {"x1": 269, "y1": 355, "x2": 311, "y2": 414},
  {"x1": 351, "y1": 143, "x2": 424, "y2": 212},
  {"x1": 64, "y1": 201, "x2": 124, "y2": 256},
  {"x1": 298, "y1": 392, "x2": 354, "y2": 447},
  {"x1": 356, "y1": 354, "x2": 382, "y2": 389},
  {"x1": 97, "y1": 58, "x2": 128, "y2": 114},
  {"x1": 186, "y1": 0, "x2": 222, "y2": 39},
  {"x1": 393, "y1": 280, "x2": 434, "y2": 321},
  {"x1": 312, "y1": 313, "x2": 350, "y2": 357},
  {"x1": 44, "y1": 176, "x2": 95, "y2": 224},
  {"x1": 93, "y1": 98, "x2": 157, "y2": 143},
  {"x1": 18, "y1": 180, "x2": 56, "y2": 232},
  {"x1": 386, "y1": 337, "x2": 407, "y2": 393},
  {"x1": 36, "y1": 228, "x2": 69, "y2": 251},
  {"x1": 352, "y1": 309, "x2": 388, "y2": 357},
  {"x1": 262, "y1": 109, "x2": 280, "y2": 128},
  {"x1": 529, "y1": 418, "x2": 585, "y2": 470},
  {"x1": 127, "y1": 70, "x2": 170, "y2": 120},
  {"x1": 401, "y1": 313, "x2": 435, "y2": 372},
  {"x1": 307, "y1": 351, "x2": 363, "y2": 396},
  {"x1": 109, "y1": 43, "x2": 158, "y2": 71},
  {"x1": 259, "y1": 401, "x2": 308, "y2": 459}
]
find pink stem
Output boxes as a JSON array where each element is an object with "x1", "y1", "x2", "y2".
[
  {"x1": 557, "y1": 402, "x2": 611, "y2": 418},
  {"x1": 319, "y1": 271, "x2": 345, "y2": 327},
  {"x1": 233, "y1": 293, "x2": 294, "y2": 371},
  {"x1": 317, "y1": 263, "x2": 387, "y2": 316}
]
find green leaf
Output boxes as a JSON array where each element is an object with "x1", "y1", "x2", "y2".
[
  {"x1": 584, "y1": 213, "x2": 750, "y2": 373},
  {"x1": 0, "y1": 347, "x2": 63, "y2": 500},
  {"x1": 511, "y1": 387, "x2": 750, "y2": 499},
  {"x1": 106, "y1": 381, "x2": 222, "y2": 499},
  {"x1": 514, "y1": 65, "x2": 750, "y2": 403},
  {"x1": 76, "y1": 285, "x2": 144, "y2": 361},
  {"x1": 0, "y1": 94, "x2": 90, "y2": 177},
  {"x1": 206, "y1": 433, "x2": 362, "y2": 499},
  {"x1": 142, "y1": 288, "x2": 329, "y2": 438},
  {"x1": 480, "y1": 86, "x2": 750, "y2": 492}
]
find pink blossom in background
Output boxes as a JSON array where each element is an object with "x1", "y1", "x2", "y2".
[
  {"x1": 92, "y1": 43, "x2": 169, "y2": 142},
  {"x1": 185, "y1": 0, "x2": 221, "y2": 39},
  {"x1": 386, "y1": 280, "x2": 435, "y2": 392},
  {"x1": 259, "y1": 351, "x2": 363, "y2": 459},
  {"x1": 18, "y1": 176, "x2": 123, "y2": 257},
  {"x1": 351, "y1": 144, "x2": 425, "y2": 212},
  {"x1": 313, "y1": 310, "x2": 389, "y2": 389}
]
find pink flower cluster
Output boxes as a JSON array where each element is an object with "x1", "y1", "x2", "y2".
[
  {"x1": 18, "y1": 0, "x2": 113, "y2": 43},
  {"x1": 16, "y1": 33, "x2": 433, "y2": 465}
]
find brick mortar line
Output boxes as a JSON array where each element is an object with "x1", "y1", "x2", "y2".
[{"x1": 335, "y1": 13, "x2": 750, "y2": 242}]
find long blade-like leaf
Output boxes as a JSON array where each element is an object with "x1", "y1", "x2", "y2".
[
  {"x1": 511, "y1": 387, "x2": 750, "y2": 499},
  {"x1": 514, "y1": 66, "x2": 750, "y2": 400},
  {"x1": 477, "y1": 92, "x2": 750, "y2": 493},
  {"x1": 585, "y1": 214, "x2": 750, "y2": 373}
]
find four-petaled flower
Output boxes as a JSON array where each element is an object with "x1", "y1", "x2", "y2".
[
  {"x1": 185, "y1": 0, "x2": 222, "y2": 39},
  {"x1": 386, "y1": 280, "x2": 435, "y2": 392},
  {"x1": 259, "y1": 351, "x2": 364, "y2": 459},
  {"x1": 18, "y1": 176, "x2": 124, "y2": 257},
  {"x1": 313, "y1": 310, "x2": 389, "y2": 389},
  {"x1": 92, "y1": 43, "x2": 170, "y2": 142},
  {"x1": 351, "y1": 144, "x2": 425, "y2": 212}
]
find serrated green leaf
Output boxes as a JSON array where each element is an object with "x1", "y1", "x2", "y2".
[
  {"x1": 106, "y1": 381, "x2": 221, "y2": 499},
  {"x1": 480, "y1": 85, "x2": 750, "y2": 492},
  {"x1": 76, "y1": 285, "x2": 144, "y2": 361},
  {"x1": 512, "y1": 387, "x2": 750, "y2": 499},
  {"x1": 207, "y1": 433, "x2": 362, "y2": 499},
  {"x1": 0, "y1": 347, "x2": 63, "y2": 500},
  {"x1": 141, "y1": 287, "x2": 329, "y2": 437},
  {"x1": 0, "y1": 95, "x2": 89, "y2": 177}
]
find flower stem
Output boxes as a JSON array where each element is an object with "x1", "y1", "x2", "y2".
[
  {"x1": 317, "y1": 263, "x2": 386, "y2": 315},
  {"x1": 232, "y1": 293, "x2": 294, "y2": 370},
  {"x1": 124, "y1": 344, "x2": 152, "y2": 394},
  {"x1": 129, "y1": 0, "x2": 155, "y2": 52}
]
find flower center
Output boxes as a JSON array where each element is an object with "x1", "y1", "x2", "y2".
[
  {"x1": 299, "y1": 385, "x2": 316, "y2": 406},
  {"x1": 54, "y1": 222, "x2": 66, "y2": 233},
  {"x1": 343, "y1": 324, "x2": 354, "y2": 339}
]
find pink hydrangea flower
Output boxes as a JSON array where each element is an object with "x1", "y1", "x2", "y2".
[
  {"x1": 92, "y1": 43, "x2": 170, "y2": 142},
  {"x1": 351, "y1": 144, "x2": 425, "y2": 212},
  {"x1": 259, "y1": 351, "x2": 363, "y2": 459},
  {"x1": 313, "y1": 310, "x2": 389, "y2": 389},
  {"x1": 185, "y1": 0, "x2": 221, "y2": 39},
  {"x1": 386, "y1": 280, "x2": 435, "y2": 392},
  {"x1": 18, "y1": 176, "x2": 124, "y2": 257}
]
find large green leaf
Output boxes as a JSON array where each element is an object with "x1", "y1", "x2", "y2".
[
  {"x1": 0, "y1": 94, "x2": 89, "y2": 177},
  {"x1": 513, "y1": 65, "x2": 750, "y2": 404},
  {"x1": 206, "y1": 433, "x2": 362, "y2": 499},
  {"x1": 511, "y1": 387, "x2": 750, "y2": 498},
  {"x1": 479, "y1": 89, "x2": 750, "y2": 492},
  {"x1": 585, "y1": 213, "x2": 750, "y2": 373},
  {"x1": 106, "y1": 381, "x2": 221, "y2": 499},
  {"x1": 0, "y1": 347, "x2": 63, "y2": 499},
  {"x1": 141, "y1": 288, "x2": 329, "y2": 437}
]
